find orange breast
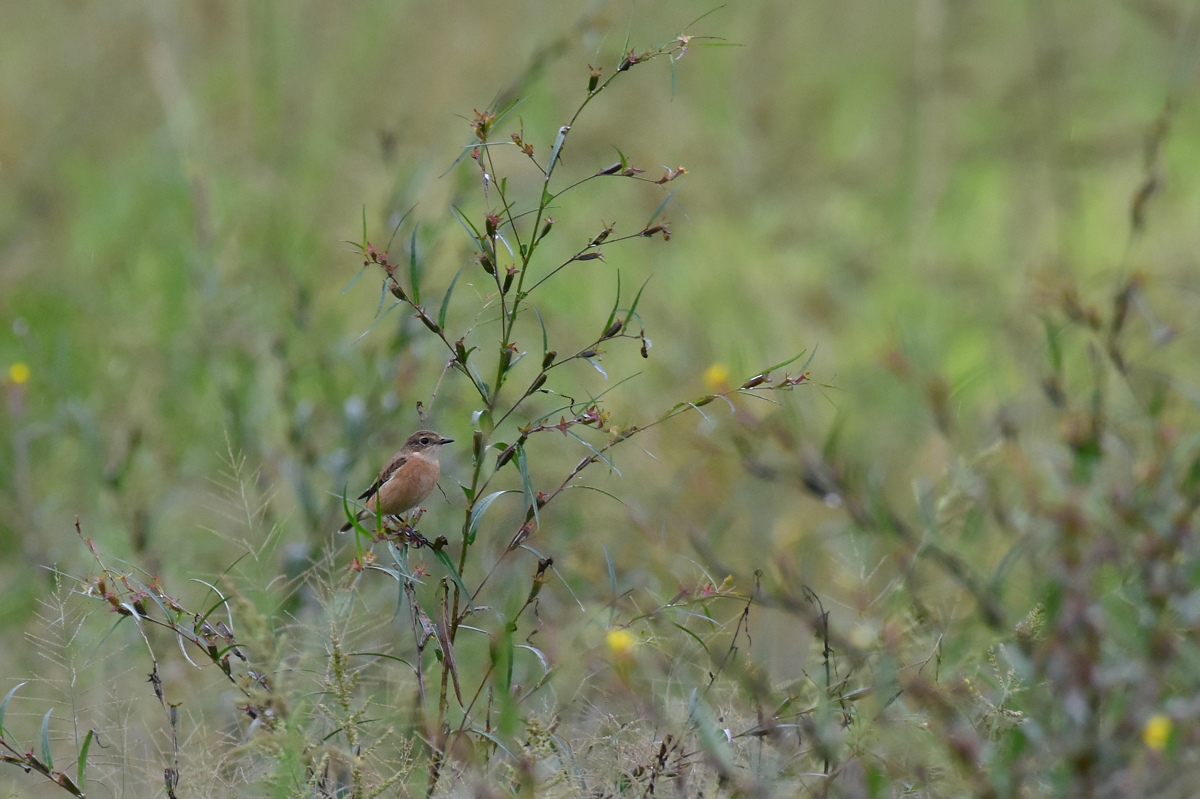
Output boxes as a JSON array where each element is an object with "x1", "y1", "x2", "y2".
[{"x1": 366, "y1": 459, "x2": 441, "y2": 516}]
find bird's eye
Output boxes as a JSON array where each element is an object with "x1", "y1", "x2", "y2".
[{"x1": 420, "y1": 437, "x2": 431, "y2": 445}]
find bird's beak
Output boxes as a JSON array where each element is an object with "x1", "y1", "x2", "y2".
[{"x1": 439, "y1": 437, "x2": 454, "y2": 445}]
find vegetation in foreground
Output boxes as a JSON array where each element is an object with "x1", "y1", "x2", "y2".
[{"x1": 2, "y1": 3, "x2": 1199, "y2": 797}]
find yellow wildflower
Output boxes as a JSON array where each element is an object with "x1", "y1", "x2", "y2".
[
  {"x1": 703, "y1": 363, "x2": 730, "y2": 391},
  {"x1": 9, "y1": 362, "x2": 30, "y2": 385},
  {"x1": 1143, "y1": 714, "x2": 1172, "y2": 751},
  {"x1": 605, "y1": 628, "x2": 636, "y2": 659}
]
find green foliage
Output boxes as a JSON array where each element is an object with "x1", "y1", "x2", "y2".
[{"x1": 3, "y1": 2, "x2": 1200, "y2": 798}]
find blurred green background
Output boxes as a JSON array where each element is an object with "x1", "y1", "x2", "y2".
[{"x1": 2, "y1": 0, "x2": 1199, "y2": 793}]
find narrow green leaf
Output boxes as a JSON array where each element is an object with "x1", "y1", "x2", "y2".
[
  {"x1": 340, "y1": 263, "x2": 368, "y2": 295},
  {"x1": 490, "y1": 96, "x2": 526, "y2": 129},
  {"x1": 797, "y1": 343, "x2": 818, "y2": 374},
  {"x1": 584, "y1": 357, "x2": 608, "y2": 380},
  {"x1": 1044, "y1": 318, "x2": 1062, "y2": 372},
  {"x1": 471, "y1": 727, "x2": 519, "y2": 760},
  {"x1": 534, "y1": 307, "x2": 549, "y2": 359},
  {"x1": 438, "y1": 266, "x2": 465, "y2": 330},
  {"x1": 366, "y1": 563, "x2": 401, "y2": 582},
  {"x1": 387, "y1": 541, "x2": 415, "y2": 581},
  {"x1": 603, "y1": 543, "x2": 617, "y2": 595},
  {"x1": 494, "y1": 623, "x2": 514, "y2": 692},
  {"x1": 760, "y1": 350, "x2": 808, "y2": 375},
  {"x1": 189, "y1": 580, "x2": 232, "y2": 626},
  {"x1": 565, "y1": 429, "x2": 619, "y2": 474},
  {"x1": 354, "y1": 299, "x2": 405, "y2": 346},
  {"x1": 601, "y1": 272, "x2": 622, "y2": 340},
  {"x1": 683, "y1": 5, "x2": 726, "y2": 29},
  {"x1": 645, "y1": 188, "x2": 677, "y2": 227},
  {"x1": 121, "y1": 576, "x2": 175, "y2": 623},
  {"x1": 469, "y1": 366, "x2": 491, "y2": 405},
  {"x1": 349, "y1": 650, "x2": 418, "y2": 672},
  {"x1": 431, "y1": 548, "x2": 473, "y2": 608},
  {"x1": 0, "y1": 681, "x2": 26, "y2": 737},
  {"x1": 503, "y1": 631, "x2": 515, "y2": 693},
  {"x1": 516, "y1": 445, "x2": 538, "y2": 527},
  {"x1": 40, "y1": 708, "x2": 53, "y2": 770},
  {"x1": 560, "y1": 484, "x2": 627, "y2": 505},
  {"x1": 623, "y1": 276, "x2": 652, "y2": 326},
  {"x1": 495, "y1": 230, "x2": 514, "y2": 258},
  {"x1": 672, "y1": 621, "x2": 710, "y2": 654},
  {"x1": 386, "y1": 204, "x2": 416, "y2": 251},
  {"x1": 546, "y1": 124, "x2": 570, "y2": 178},
  {"x1": 439, "y1": 144, "x2": 480, "y2": 178},
  {"x1": 408, "y1": 223, "x2": 421, "y2": 305},
  {"x1": 468, "y1": 490, "x2": 516, "y2": 545},
  {"x1": 360, "y1": 205, "x2": 367, "y2": 249},
  {"x1": 340, "y1": 489, "x2": 358, "y2": 533},
  {"x1": 375, "y1": 277, "x2": 390, "y2": 316},
  {"x1": 449, "y1": 204, "x2": 483, "y2": 248}
]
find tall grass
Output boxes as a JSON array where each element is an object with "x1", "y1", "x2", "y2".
[{"x1": 3, "y1": 2, "x2": 1200, "y2": 798}]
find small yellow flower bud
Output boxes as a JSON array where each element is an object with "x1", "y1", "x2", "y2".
[
  {"x1": 1143, "y1": 714, "x2": 1172, "y2": 751},
  {"x1": 605, "y1": 629, "x2": 636, "y2": 659},
  {"x1": 703, "y1": 363, "x2": 729, "y2": 391}
]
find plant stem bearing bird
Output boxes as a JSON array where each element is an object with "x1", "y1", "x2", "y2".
[{"x1": 340, "y1": 430, "x2": 453, "y2": 532}]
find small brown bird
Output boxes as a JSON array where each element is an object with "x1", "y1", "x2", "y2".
[{"x1": 340, "y1": 430, "x2": 453, "y2": 532}]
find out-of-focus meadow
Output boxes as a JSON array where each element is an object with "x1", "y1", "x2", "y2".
[{"x1": 3, "y1": 1, "x2": 1200, "y2": 796}]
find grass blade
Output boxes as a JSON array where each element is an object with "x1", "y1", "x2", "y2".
[
  {"x1": 796, "y1": 343, "x2": 818, "y2": 374},
  {"x1": 602, "y1": 272, "x2": 621, "y2": 339},
  {"x1": 468, "y1": 490, "x2": 516, "y2": 545},
  {"x1": 40, "y1": 708, "x2": 54, "y2": 771},
  {"x1": 76, "y1": 729, "x2": 94, "y2": 794},
  {"x1": 534, "y1": 307, "x2": 549, "y2": 359},
  {"x1": 386, "y1": 203, "x2": 416, "y2": 251},
  {"x1": 431, "y1": 548, "x2": 473, "y2": 609},
  {"x1": 645, "y1": 188, "x2": 677, "y2": 227},
  {"x1": 547, "y1": 125, "x2": 570, "y2": 179},
  {"x1": 565, "y1": 429, "x2": 619, "y2": 474},
  {"x1": 450, "y1": 204, "x2": 484, "y2": 249},
  {"x1": 623, "y1": 276, "x2": 652, "y2": 326},
  {"x1": 408, "y1": 223, "x2": 421, "y2": 305},
  {"x1": 490, "y1": 96, "x2": 526, "y2": 129},
  {"x1": 759, "y1": 350, "x2": 808, "y2": 375},
  {"x1": 439, "y1": 266, "x2": 465, "y2": 330},
  {"x1": 584, "y1": 357, "x2": 608, "y2": 380},
  {"x1": 684, "y1": 5, "x2": 726, "y2": 31},
  {"x1": 0, "y1": 681, "x2": 26, "y2": 737},
  {"x1": 603, "y1": 543, "x2": 617, "y2": 595},
  {"x1": 516, "y1": 444, "x2": 538, "y2": 527},
  {"x1": 672, "y1": 621, "x2": 711, "y2": 654}
]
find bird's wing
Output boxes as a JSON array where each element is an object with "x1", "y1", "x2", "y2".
[{"x1": 358, "y1": 453, "x2": 408, "y2": 500}]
